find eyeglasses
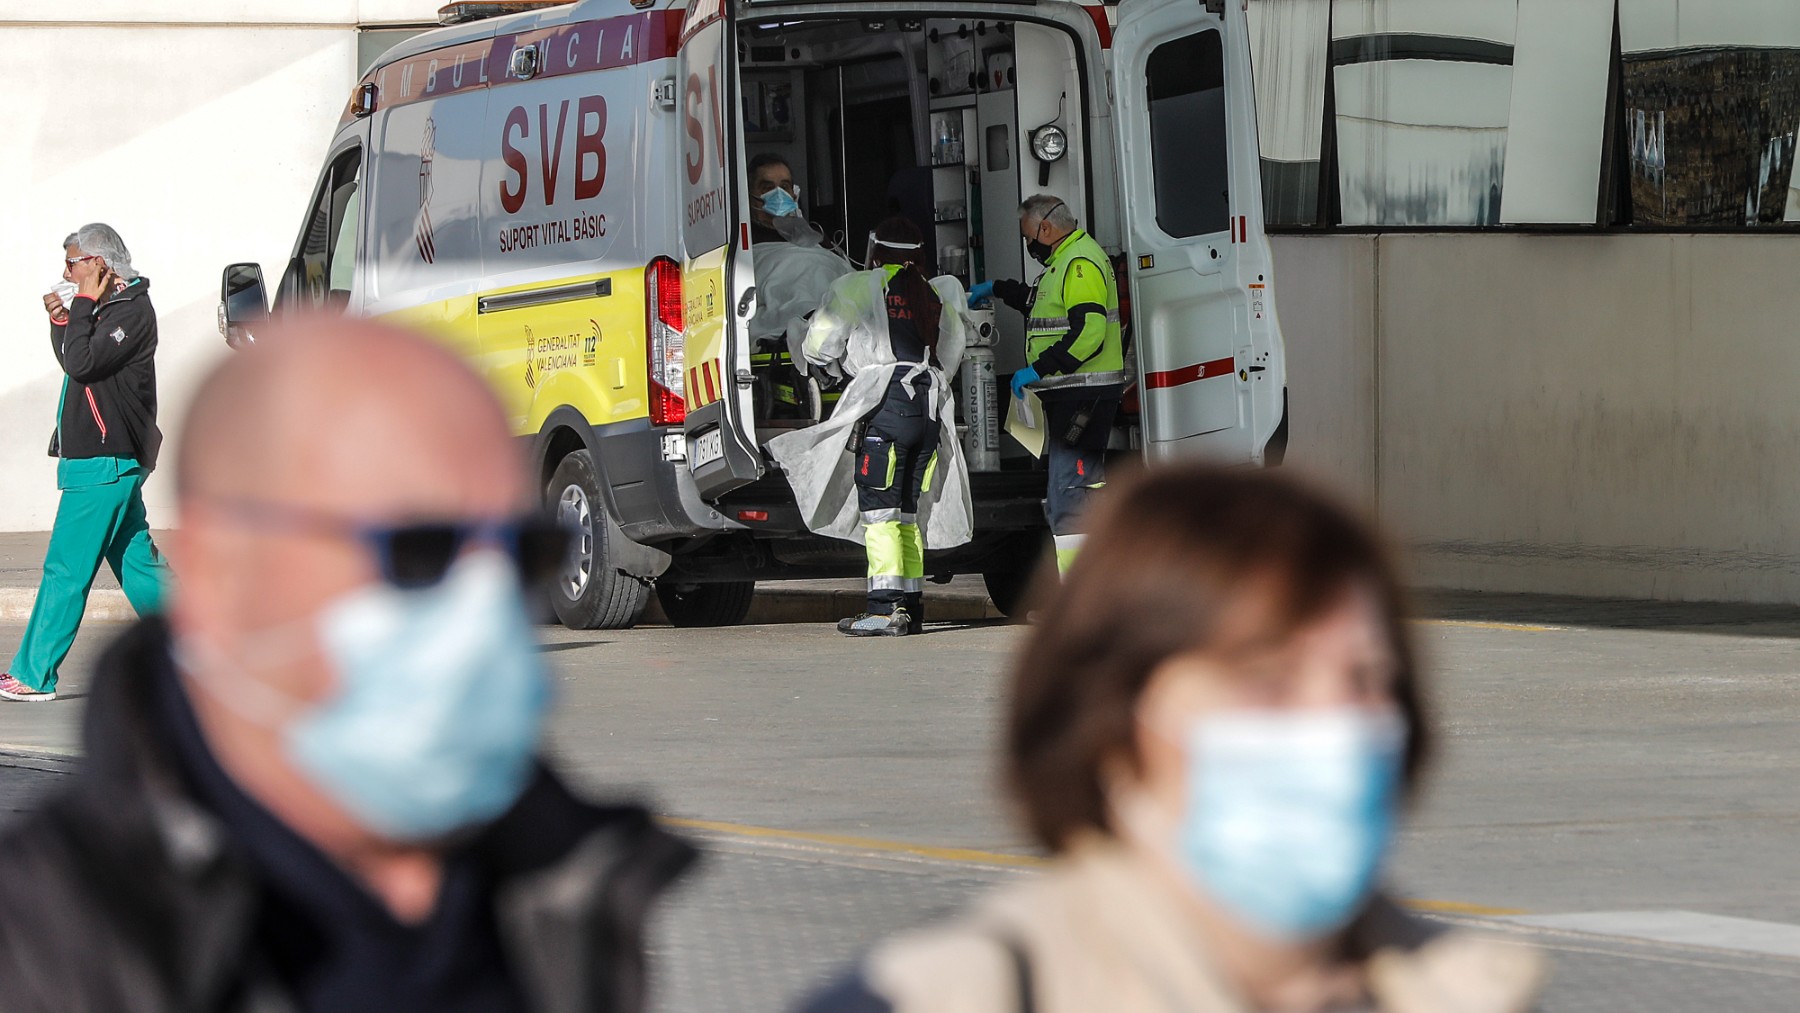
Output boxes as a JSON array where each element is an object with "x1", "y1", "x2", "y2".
[
  {"x1": 202, "y1": 497, "x2": 573, "y2": 590},
  {"x1": 64, "y1": 255, "x2": 100, "y2": 268}
]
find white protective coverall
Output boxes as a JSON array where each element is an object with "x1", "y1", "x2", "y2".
[
  {"x1": 766, "y1": 271, "x2": 974, "y2": 549},
  {"x1": 748, "y1": 240, "x2": 856, "y2": 342}
]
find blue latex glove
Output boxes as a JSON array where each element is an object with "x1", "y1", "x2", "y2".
[
  {"x1": 967, "y1": 280, "x2": 995, "y2": 307},
  {"x1": 1010, "y1": 365, "x2": 1040, "y2": 399}
]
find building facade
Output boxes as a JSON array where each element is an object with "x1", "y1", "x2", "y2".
[{"x1": 0, "y1": 2, "x2": 436, "y2": 529}]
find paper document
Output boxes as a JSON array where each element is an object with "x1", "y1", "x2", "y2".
[{"x1": 1006, "y1": 390, "x2": 1047, "y2": 459}]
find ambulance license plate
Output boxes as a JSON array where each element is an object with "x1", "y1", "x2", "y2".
[{"x1": 693, "y1": 428, "x2": 724, "y2": 468}]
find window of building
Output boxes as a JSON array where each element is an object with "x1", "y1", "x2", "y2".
[
  {"x1": 1614, "y1": 0, "x2": 1800, "y2": 228},
  {"x1": 1246, "y1": 0, "x2": 1800, "y2": 231}
]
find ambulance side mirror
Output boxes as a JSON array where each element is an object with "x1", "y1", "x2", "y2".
[{"x1": 220, "y1": 262, "x2": 269, "y2": 350}]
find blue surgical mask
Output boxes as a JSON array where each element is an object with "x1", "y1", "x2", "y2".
[
  {"x1": 180, "y1": 551, "x2": 550, "y2": 842},
  {"x1": 760, "y1": 186, "x2": 801, "y2": 218},
  {"x1": 1176, "y1": 708, "x2": 1406, "y2": 940}
]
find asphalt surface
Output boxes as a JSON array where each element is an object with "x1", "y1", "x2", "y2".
[{"x1": 2, "y1": 594, "x2": 1800, "y2": 1009}]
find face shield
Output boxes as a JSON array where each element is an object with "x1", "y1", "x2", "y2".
[{"x1": 865, "y1": 232, "x2": 925, "y2": 269}]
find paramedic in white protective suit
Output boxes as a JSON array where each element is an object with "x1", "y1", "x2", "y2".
[
  {"x1": 767, "y1": 218, "x2": 974, "y2": 637},
  {"x1": 745, "y1": 153, "x2": 854, "y2": 349}
]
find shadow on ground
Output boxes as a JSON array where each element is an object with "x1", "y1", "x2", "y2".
[{"x1": 1415, "y1": 589, "x2": 1800, "y2": 639}]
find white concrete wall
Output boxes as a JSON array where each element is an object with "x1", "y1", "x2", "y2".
[
  {"x1": 1274, "y1": 232, "x2": 1800, "y2": 604},
  {"x1": 1269, "y1": 235, "x2": 1378, "y2": 511},
  {"x1": 0, "y1": 3, "x2": 439, "y2": 531}
]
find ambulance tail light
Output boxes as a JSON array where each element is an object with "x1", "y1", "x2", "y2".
[{"x1": 646, "y1": 256, "x2": 686, "y2": 426}]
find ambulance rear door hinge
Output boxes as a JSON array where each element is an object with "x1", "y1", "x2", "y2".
[{"x1": 655, "y1": 77, "x2": 678, "y2": 110}]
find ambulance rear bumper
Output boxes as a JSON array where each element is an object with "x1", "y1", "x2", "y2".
[{"x1": 592, "y1": 422, "x2": 739, "y2": 543}]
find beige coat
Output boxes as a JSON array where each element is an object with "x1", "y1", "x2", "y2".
[{"x1": 860, "y1": 839, "x2": 1544, "y2": 1013}]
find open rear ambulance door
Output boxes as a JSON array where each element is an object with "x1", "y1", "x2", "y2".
[
  {"x1": 678, "y1": 0, "x2": 764, "y2": 498},
  {"x1": 1111, "y1": 0, "x2": 1286, "y2": 464}
]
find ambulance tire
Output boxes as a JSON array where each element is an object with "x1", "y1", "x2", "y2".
[
  {"x1": 547, "y1": 451, "x2": 652, "y2": 630},
  {"x1": 982, "y1": 531, "x2": 1053, "y2": 620},
  {"x1": 982, "y1": 566, "x2": 1034, "y2": 620},
  {"x1": 655, "y1": 580, "x2": 756, "y2": 628}
]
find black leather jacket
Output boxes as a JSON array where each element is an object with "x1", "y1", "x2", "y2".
[{"x1": 0, "y1": 618, "x2": 695, "y2": 1012}]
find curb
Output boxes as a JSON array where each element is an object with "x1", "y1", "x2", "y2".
[
  {"x1": 0, "y1": 588, "x2": 137, "y2": 624},
  {"x1": 0, "y1": 586, "x2": 1007, "y2": 627}
]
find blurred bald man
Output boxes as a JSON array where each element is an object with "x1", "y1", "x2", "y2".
[{"x1": 0, "y1": 319, "x2": 694, "y2": 1012}]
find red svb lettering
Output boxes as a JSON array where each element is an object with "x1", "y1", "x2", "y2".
[{"x1": 498, "y1": 94, "x2": 609, "y2": 213}]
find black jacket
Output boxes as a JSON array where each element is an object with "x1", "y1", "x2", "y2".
[
  {"x1": 0, "y1": 619, "x2": 696, "y2": 1012},
  {"x1": 50, "y1": 277, "x2": 162, "y2": 469}
]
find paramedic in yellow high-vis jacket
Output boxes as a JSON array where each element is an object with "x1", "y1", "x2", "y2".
[{"x1": 971, "y1": 195, "x2": 1124, "y2": 574}]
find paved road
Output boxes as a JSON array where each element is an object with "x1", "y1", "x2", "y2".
[{"x1": 2, "y1": 594, "x2": 1800, "y2": 1009}]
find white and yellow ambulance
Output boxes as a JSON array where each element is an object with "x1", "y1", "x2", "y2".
[{"x1": 220, "y1": 0, "x2": 1287, "y2": 629}]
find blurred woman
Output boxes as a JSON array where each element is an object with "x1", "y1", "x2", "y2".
[
  {"x1": 801, "y1": 466, "x2": 1543, "y2": 1011},
  {"x1": 767, "y1": 217, "x2": 973, "y2": 637}
]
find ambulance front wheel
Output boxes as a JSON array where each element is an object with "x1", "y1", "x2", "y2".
[
  {"x1": 547, "y1": 451, "x2": 652, "y2": 630},
  {"x1": 655, "y1": 580, "x2": 756, "y2": 627}
]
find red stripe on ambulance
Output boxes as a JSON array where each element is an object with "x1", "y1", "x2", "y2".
[{"x1": 1142, "y1": 356, "x2": 1236, "y2": 390}]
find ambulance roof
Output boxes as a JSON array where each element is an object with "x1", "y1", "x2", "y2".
[
  {"x1": 372, "y1": 0, "x2": 1110, "y2": 75},
  {"x1": 374, "y1": 0, "x2": 667, "y2": 72}
]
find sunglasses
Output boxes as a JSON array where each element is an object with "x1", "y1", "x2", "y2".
[
  {"x1": 205, "y1": 497, "x2": 573, "y2": 590},
  {"x1": 65, "y1": 255, "x2": 101, "y2": 268}
]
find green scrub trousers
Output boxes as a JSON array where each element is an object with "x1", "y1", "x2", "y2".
[{"x1": 8, "y1": 457, "x2": 169, "y2": 692}]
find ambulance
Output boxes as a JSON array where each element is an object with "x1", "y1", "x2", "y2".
[{"x1": 219, "y1": 0, "x2": 1288, "y2": 629}]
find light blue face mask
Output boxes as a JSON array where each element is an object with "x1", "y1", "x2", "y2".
[
  {"x1": 181, "y1": 551, "x2": 550, "y2": 842},
  {"x1": 760, "y1": 185, "x2": 801, "y2": 218},
  {"x1": 1177, "y1": 708, "x2": 1406, "y2": 940}
]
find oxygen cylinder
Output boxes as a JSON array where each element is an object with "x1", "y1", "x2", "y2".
[{"x1": 959, "y1": 345, "x2": 1000, "y2": 472}]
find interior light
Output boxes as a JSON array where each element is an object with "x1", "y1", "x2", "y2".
[{"x1": 1030, "y1": 124, "x2": 1067, "y2": 185}]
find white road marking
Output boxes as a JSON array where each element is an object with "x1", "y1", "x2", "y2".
[{"x1": 1503, "y1": 910, "x2": 1800, "y2": 959}]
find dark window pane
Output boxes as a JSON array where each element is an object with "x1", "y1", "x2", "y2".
[
  {"x1": 1146, "y1": 31, "x2": 1230, "y2": 238},
  {"x1": 1623, "y1": 48, "x2": 1800, "y2": 227}
]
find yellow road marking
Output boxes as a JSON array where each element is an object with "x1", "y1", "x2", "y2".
[
  {"x1": 1405, "y1": 898, "x2": 1528, "y2": 917},
  {"x1": 661, "y1": 816, "x2": 1047, "y2": 868},
  {"x1": 1413, "y1": 619, "x2": 1562, "y2": 633},
  {"x1": 662, "y1": 816, "x2": 1527, "y2": 916}
]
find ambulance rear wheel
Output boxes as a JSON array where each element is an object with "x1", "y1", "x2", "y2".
[
  {"x1": 983, "y1": 531, "x2": 1052, "y2": 619},
  {"x1": 982, "y1": 566, "x2": 1034, "y2": 620},
  {"x1": 547, "y1": 451, "x2": 651, "y2": 630},
  {"x1": 655, "y1": 580, "x2": 756, "y2": 627}
]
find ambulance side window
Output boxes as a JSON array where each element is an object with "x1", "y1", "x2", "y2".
[
  {"x1": 286, "y1": 148, "x2": 363, "y2": 312},
  {"x1": 1144, "y1": 31, "x2": 1228, "y2": 239}
]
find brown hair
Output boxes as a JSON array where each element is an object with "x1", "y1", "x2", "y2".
[
  {"x1": 1006, "y1": 465, "x2": 1429, "y2": 852},
  {"x1": 872, "y1": 216, "x2": 942, "y2": 354}
]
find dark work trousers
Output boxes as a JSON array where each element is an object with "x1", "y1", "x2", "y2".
[
  {"x1": 855, "y1": 375, "x2": 941, "y2": 615},
  {"x1": 1043, "y1": 395, "x2": 1119, "y2": 572}
]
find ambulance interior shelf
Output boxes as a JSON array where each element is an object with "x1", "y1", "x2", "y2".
[{"x1": 733, "y1": 14, "x2": 1076, "y2": 475}]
